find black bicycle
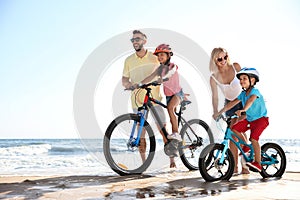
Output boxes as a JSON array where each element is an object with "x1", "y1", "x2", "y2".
[{"x1": 103, "y1": 80, "x2": 214, "y2": 175}]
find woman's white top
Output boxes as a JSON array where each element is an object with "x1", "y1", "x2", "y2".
[{"x1": 211, "y1": 65, "x2": 242, "y2": 101}]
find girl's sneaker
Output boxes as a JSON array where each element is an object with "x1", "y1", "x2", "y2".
[{"x1": 167, "y1": 132, "x2": 182, "y2": 142}]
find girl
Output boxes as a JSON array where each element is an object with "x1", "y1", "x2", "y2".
[{"x1": 141, "y1": 44, "x2": 184, "y2": 142}]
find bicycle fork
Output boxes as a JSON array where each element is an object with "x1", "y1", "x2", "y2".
[
  {"x1": 127, "y1": 111, "x2": 147, "y2": 150},
  {"x1": 218, "y1": 139, "x2": 230, "y2": 164}
]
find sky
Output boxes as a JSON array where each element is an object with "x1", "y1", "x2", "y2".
[{"x1": 1, "y1": 0, "x2": 300, "y2": 139}]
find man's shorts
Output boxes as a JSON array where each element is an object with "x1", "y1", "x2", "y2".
[
  {"x1": 133, "y1": 105, "x2": 166, "y2": 124},
  {"x1": 232, "y1": 117, "x2": 269, "y2": 141}
]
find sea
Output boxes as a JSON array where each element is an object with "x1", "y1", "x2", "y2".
[{"x1": 0, "y1": 139, "x2": 299, "y2": 176}]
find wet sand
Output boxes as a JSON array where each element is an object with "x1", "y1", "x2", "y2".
[{"x1": 0, "y1": 170, "x2": 299, "y2": 200}]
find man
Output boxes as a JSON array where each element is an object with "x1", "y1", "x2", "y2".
[{"x1": 122, "y1": 30, "x2": 177, "y2": 168}]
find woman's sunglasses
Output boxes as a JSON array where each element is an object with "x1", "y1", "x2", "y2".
[{"x1": 217, "y1": 55, "x2": 228, "y2": 62}]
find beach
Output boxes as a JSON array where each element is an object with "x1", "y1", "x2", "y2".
[
  {"x1": 1, "y1": 170, "x2": 299, "y2": 200},
  {"x1": 1, "y1": 139, "x2": 299, "y2": 199}
]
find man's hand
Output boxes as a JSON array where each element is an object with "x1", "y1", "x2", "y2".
[{"x1": 125, "y1": 83, "x2": 138, "y2": 90}]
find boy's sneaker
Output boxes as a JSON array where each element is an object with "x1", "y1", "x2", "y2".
[
  {"x1": 167, "y1": 132, "x2": 182, "y2": 142},
  {"x1": 246, "y1": 161, "x2": 262, "y2": 172}
]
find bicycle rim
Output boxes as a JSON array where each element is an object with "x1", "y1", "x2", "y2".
[
  {"x1": 103, "y1": 114, "x2": 155, "y2": 175},
  {"x1": 199, "y1": 144, "x2": 234, "y2": 182},
  {"x1": 179, "y1": 119, "x2": 214, "y2": 170},
  {"x1": 260, "y1": 142, "x2": 286, "y2": 178}
]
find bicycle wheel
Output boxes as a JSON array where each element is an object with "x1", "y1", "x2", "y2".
[
  {"x1": 179, "y1": 119, "x2": 214, "y2": 170},
  {"x1": 260, "y1": 142, "x2": 286, "y2": 178},
  {"x1": 198, "y1": 143, "x2": 235, "y2": 182},
  {"x1": 103, "y1": 113, "x2": 156, "y2": 176}
]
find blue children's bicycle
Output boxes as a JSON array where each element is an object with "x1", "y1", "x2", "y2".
[
  {"x1": 198, "y1": 113, "x2": 286, "y2": 182},
  {"x1": 103, "y1": 80, "x2": 214, "y2": 176}
]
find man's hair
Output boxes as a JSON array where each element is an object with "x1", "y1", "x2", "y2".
[{"x1": 133, "y1": 30, "x2": 147, "y2": 39}]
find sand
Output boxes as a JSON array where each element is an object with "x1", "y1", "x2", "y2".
[{"x1": 0, "y1": 170, "x2": 299, "y2": 200}]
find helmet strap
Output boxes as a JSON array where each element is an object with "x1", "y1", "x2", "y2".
[{"x1": 164, "y1": 57, "x2": 171, "y2": 66}]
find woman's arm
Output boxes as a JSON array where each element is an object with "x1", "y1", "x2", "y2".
[
  {"x1": 213, "y1": 98, "x2": 241, "y2": 120},
  {"x1": 233, "y1": 62, "x2": 242, "y2": 72},
  {"x1": 210, "y1": 76, "x2": 219, "y2": 115}
]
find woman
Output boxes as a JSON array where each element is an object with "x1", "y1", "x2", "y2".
[{"x1": 209, "y1": 47, "x2": 249, "y2": 174}]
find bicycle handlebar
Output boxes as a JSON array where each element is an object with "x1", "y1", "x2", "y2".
[
  {"x1": 216, "y1": 111, "x2": 246, "y2": 122},
  {"x1": 125, "y1": 78, "x2": 169, "y2": 91}
]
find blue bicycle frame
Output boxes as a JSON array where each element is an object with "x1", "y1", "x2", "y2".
[{"x1": 218, "y1": 127, "x2": 254, "y2": 164}]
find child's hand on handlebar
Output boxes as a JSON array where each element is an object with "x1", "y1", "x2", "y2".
[{"x1": 235, "y1": 110, "x2": 246, "y2": 117}]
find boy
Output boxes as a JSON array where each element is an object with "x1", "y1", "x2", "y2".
[{"x1": 213, "y1": 67, "x2": 269, "y2": 172}]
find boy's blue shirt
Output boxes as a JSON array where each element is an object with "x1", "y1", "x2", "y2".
[{"x1": 237, "y1": 87, "x2": 267, "y2": 121}]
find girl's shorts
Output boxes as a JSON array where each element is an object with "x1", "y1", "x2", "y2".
[{"x1": 166, "y1": 89, "x2": 184, "y2": 105}]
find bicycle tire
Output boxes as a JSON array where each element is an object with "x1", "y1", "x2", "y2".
[
  {"x1": 260, "y1": 142, "x2": 286, "y2": 178},
  {"x1": 198, "y1": 143, "x2": 235, "y2": 182},
  {"x1": 179, "y1": 119, "x2": 214, "y2": 170},
  {"x1": 103, "y1": 113, "x2": 156, "y2": 176}
]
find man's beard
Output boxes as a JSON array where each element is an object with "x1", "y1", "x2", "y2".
[{"x1": 134, "y1": 44, "x2": 143, "y2": 52}]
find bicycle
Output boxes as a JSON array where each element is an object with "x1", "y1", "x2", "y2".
[
  {"x1": 198, "y1": 113, "x2": 286, "y2": 182},
  {"x1": 103, "y1": 80, "x2": 214, "y2": 176}
]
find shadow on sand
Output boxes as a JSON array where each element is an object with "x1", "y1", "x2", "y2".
[
  {"x1": 0, "y1": 175, "x2": 150, "y2": 199},
  {"x1": 0, "y1": 174, "x2": 282, "y2": 199}
]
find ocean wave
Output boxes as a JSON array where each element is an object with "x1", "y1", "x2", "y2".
[
  {"x1": 49, "y1": 146, "x2": 91, "y2": 154},
  {"x1": 0, "y1": 143, "x2": 52, "y2": 156}
]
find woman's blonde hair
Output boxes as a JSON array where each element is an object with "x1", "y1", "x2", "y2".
[{"x1": 209, "y1": 47, "x2": 231, "y2": 74}]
